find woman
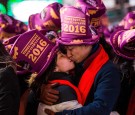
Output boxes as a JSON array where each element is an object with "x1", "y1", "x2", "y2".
[
  {"x1": 23, "y1": 51, "x2": 82, "y2": 115},
  {"x1": 0, "y1": 41, "x2": 20, "y2": 115}
]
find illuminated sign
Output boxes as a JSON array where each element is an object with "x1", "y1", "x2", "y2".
[
  {"x1": 0, "y1": 3, "x2": 6, "y2": 14},
  {"x1": 7, "y1": 0, "x2": 62, "y2": 23}
]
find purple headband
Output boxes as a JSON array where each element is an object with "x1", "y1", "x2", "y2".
[
  {"x1": 0, "y1": 14, "x2": 28, "y2": 40},
  {"x1": 110, "y1": 29, "x2": 135, "y2": 60},
  {"x1": 28, "y1": 2, "x2": 63, "y2": 31},
  {"x1": 10, "y1": 29, "x2": 58, "y2": 77},
  {"x1": 57, "y1": 6, "x2": 99, "y2": 46},
  {"x1": 119, "y1": 11, "x2": 135, "y2": 29},
  {"x1": 75, "y1": 0, "x2": 106, "y2": 28}
]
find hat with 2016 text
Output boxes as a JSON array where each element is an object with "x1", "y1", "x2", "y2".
[
  {"x1": 75, "y1": 0, "x2": 106, "y2": 29},
  {"x1": 10, "y1": 29, "x2": 58, "y2": 77},
  {"x1": 57, "y1": 6, "x2": 99, "y2": 46}
]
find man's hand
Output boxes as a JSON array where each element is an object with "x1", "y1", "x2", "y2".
[
  {"x1": 45, "y1": 109, "x2": 55, "y2": 115},
  {"x1": 40, "y1": 83, "x2": 59, "y2": 105}
]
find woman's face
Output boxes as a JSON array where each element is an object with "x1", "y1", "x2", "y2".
[{"x1": 55, "y1": 51, "x2": 75, "y2": 72}]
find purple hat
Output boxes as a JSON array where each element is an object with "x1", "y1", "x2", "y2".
[
  {"x1": 28, "y1": 2, "x2": 63, "y2": 31},
  {"x1": 102, "y1": 25, "x2": 124, "y2": 45},
  {"x1": 10, "y1": 29, "x2": 58, "y2": 77},
  {"x1": 3, "y1": 34, "x2": 20, "y2": 52},
  {"x1": 75, "y1": 0, "x2": 106, "y2": 28},
  {"x1": 0, "y1": 14, "x2": 28, "y2": 40},
  {"x1": 110, "y1": 29, "x2": 135, "y2": 60},
  {"x1": 57, "y1": 6, "x2": 99, "y2": 46},
  {"x1": 119, "y1": 11, "x2": 135, "y2": 29}
]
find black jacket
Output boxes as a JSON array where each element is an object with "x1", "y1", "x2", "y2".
[{"x1": 0, "y1": 66, "x2": 20, "y2": 115}]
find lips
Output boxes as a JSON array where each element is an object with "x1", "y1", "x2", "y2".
[{"x1": 69, "y1": 57, "x2": 74, "y2": 61}]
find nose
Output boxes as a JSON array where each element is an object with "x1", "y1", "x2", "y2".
[{"x1": 66, "y1": 50, "x2": 72, "y2": 58}]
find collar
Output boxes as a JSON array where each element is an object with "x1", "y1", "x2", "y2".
[
  {"x1": 48, "y1": 72, "x2": 74, "y2": 83},
  {"x1": 83, "y1": 44, "x2": 101, "y2": 70}
]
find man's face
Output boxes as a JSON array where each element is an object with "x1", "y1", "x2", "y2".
[{"x1": 65, "y1": 45, "x2": 92, "y2": 63}]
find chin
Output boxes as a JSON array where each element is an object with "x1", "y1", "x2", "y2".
[{"x1": 75, "y1": 60, "x2": 81, "y2": 63}]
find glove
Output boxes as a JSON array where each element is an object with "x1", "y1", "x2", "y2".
[{"x1": 40, "y1": 83, "x2": 59, "y2": 105}]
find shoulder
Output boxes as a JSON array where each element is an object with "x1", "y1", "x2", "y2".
[
  {"x1": 95, "y1": 60, "x2": 121, "y2": 83},
  {"x1": 99, "y1": 60, "x2": 121, "y2": 75}
]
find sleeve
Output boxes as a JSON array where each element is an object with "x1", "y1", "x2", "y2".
[
  {"x1": 56, "y1": 64, "x2": 121, "y2": 115},
  {"x1": 38, "y1": 100, "x2": 82, "y2": 115},
  {"x1": 54, "y1": 85, "x2": 77, "y2": 104},
  {"x1": 0, "y1": 67, "x2": 20, "y2": 115}
]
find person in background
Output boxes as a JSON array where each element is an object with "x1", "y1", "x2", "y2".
[
  {"x1": 0, "y1": 41, "x2": 20, "y2": 115},
  {"x1": 75, "y1": 0, "x2": 106, "y2": 34},
  {"x1": 101, "y1": 11, "x2": 135, "y2": 115},
  {"x1": 28, "y1": 2, "x2": 63, "y2": 32},
  {"x1": 40, "y1": 6, "x2": 121, "y2": 115},
  {"x1": 109, "y1": 28, "x2": 135, "y2": 115},
  {"x1": 0, "y1": 14, "x2": 28, "y2": 42}
]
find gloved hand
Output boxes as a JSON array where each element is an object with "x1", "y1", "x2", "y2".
[{"x1": 40, "y1": 83, "x2": 59, "y2": 105}]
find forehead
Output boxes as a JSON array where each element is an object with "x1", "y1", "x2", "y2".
[
  {"x1": 65, "y1": 45, "x2": 84, "y2": 50},
  {"x1": 59, "y1": 45, "x2": 82, "y2": 54},
  {"x1": 57, "y1": 51, "x2": 66, "y2": 58},
  {"x1": 65, "y1": 45, "x2": 78, "y2": 49}
]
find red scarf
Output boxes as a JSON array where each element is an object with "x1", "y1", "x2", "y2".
[{"x1": 78, "y1": 45, "x2": 109, "y2": 105}]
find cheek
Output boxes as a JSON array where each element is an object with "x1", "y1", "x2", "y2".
[
  {"x1": 58, "y1": 60, "x2": 75, "y2": 71},
  {"x1": 75, "y1": 52, "x2": 84, "y2": 63},
  {"x1": 72, "y1": 50, "x2": 80, "y2": 58}
]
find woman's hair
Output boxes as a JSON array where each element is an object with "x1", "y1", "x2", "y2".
[
  {"x1": 29, "y1": 54, "x2": 57, "y2": 90},
  {"x1": 0, "y1": 41, "x2": 16, "y2": 70}
]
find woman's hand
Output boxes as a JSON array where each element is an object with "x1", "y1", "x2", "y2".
[{"x1": 40, "y1": 83, "x2": 59, "y2": 105}]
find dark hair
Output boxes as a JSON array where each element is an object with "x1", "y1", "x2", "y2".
[{"x1": 0, "y1": 41, "x2": 16, "y2": 70}]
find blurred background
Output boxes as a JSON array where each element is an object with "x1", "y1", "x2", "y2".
[{"x1": 0, "y1": 0, "x2": 135, "y2": 25}]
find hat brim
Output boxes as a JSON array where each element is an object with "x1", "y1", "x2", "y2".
[
  {"x1": 28, "y1": 13, "x2": 42, "y2": 30},
  {"x1": 110, "y1": 29, "x2": 135, "y2": 60},
  {"x1": 57, "y1": 36, "x2": 99, "y2": 46}
]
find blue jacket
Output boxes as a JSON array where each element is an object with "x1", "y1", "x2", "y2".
[{"x1": 56, "y1": 45, "x2": 121, "y2": 115}]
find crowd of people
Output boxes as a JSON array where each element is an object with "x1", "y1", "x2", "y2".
[{"x1": 0, "y1": 0, "x2": 134, "y2": 115}]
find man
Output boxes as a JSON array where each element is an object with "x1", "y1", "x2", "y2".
[{"x1": 41, "y1": 6, "x2": 121, "y2": 115}]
